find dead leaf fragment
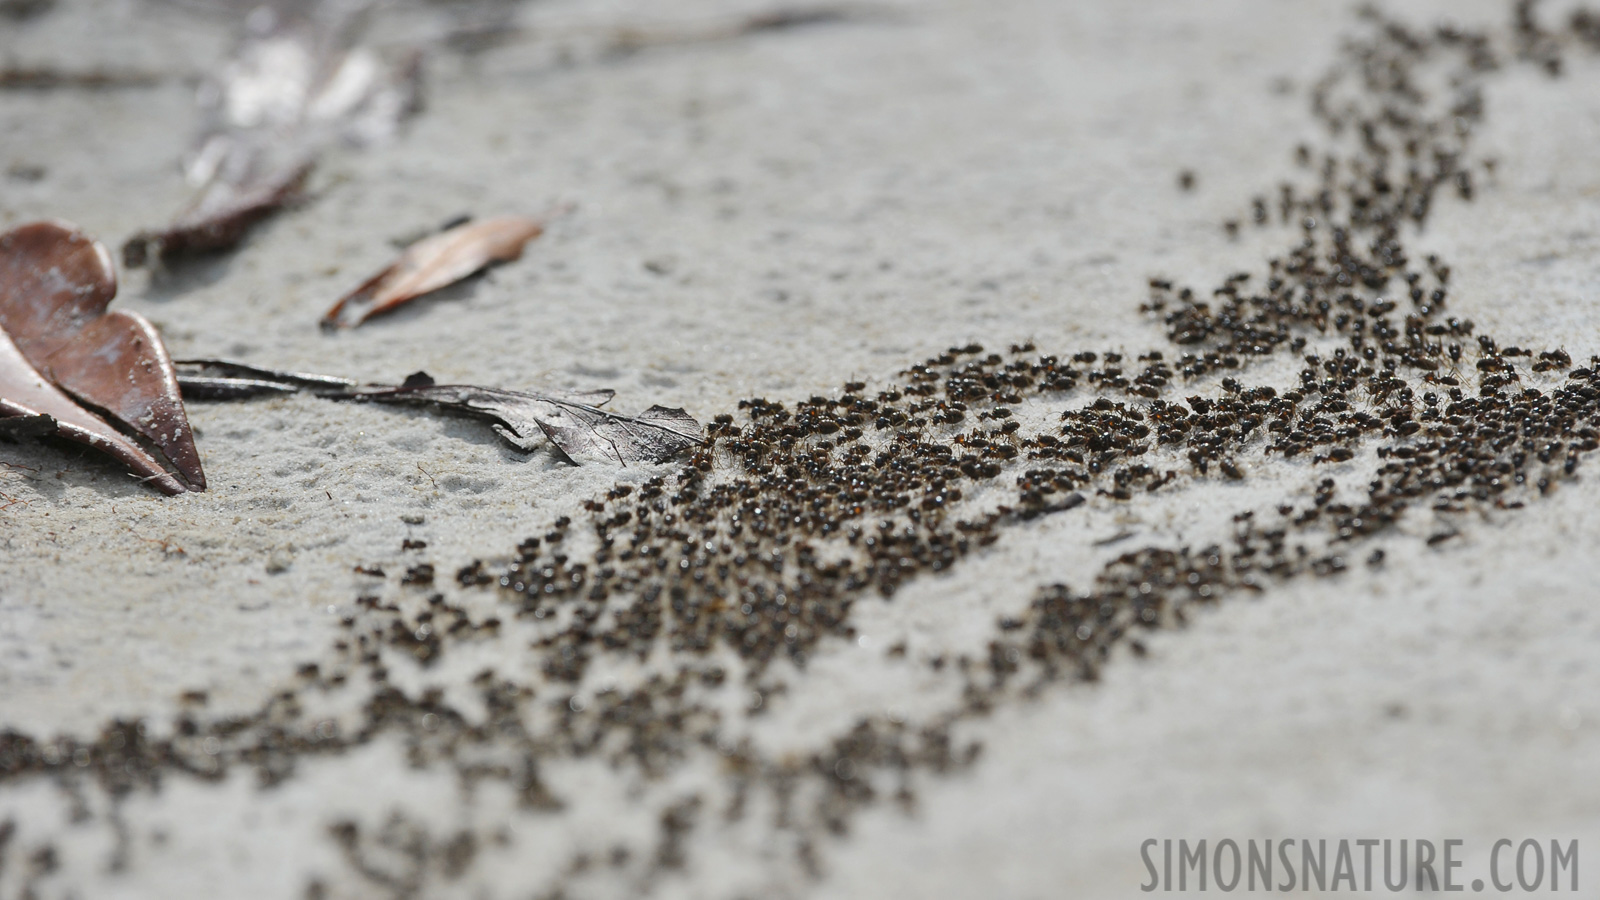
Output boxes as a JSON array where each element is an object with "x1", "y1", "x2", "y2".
[
  {"x1": 322, "y1": 216, "x2": 547, "y2": 328},
  {"x1": 40, "y1": 312, "x2": 206, "y2": 489},
  {"x1": 608, "y1": 5, "x2": 866, "y2": 56},
  {"x1": 521, "y1": 401, "x2": 705, "y2": 465},
  {"x1": 122, "y1": 161, "x2": 312, "y2": 268},
  {"x1": 0, "y1": 328, "x2": 186, "y2": 496},
  {"x1": 123, "y1": 7, "x2": 423, "y2": 268},
  {"x1": 0, "y1": 221, "x2": 202, "y2": 493},
  {"x1": 173, "y1": 358, "x2": 358, "y2": 400},
  {"x1": 348, "y1": 374, "x2": 701, "y2": 464},
  {"x1": 175, "y1": 362, "x2": 704, "y2": 465}
]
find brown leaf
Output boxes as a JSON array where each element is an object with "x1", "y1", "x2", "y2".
[
  {"x1": 0, "y1": 221, "x2": 202, "y2": 493},
  {"x1": 0, "y1": 219, "x2": 117, "y2": 356},
  {"x1": 0, "y1": 328, "x2": 186, "y2": 496},
  {"x1": 39, "y1": 312, "x2": 205, "y2": 489},
  {"x1": 122, "y1": 5, "x2": 424, "y2": 268},
  {"x1": 321, "y1": 215, "x2": 547, "y2": 328},
  {"x1": 121, "y1": 160, "x2": 312, "y2": 268}
]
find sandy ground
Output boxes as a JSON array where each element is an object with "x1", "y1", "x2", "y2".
[{"x1": 2, "y1": 0, "x2": 1600, "y2": 897}]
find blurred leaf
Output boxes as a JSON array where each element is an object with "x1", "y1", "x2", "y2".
[{"x1": 124, "y1": 3, "x2": 423, "y2": 267}]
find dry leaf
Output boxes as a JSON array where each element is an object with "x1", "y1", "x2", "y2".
[
  {"x1": 321, "y1": 215, "x2": 547, "y2": 328},
  {"x1": 37, "y1": 312, "x2": 206, "y2": 489},
  {"x1": 123, "y1": 4, "x2": 422, "y2": 267},
  {"x1": 172, "y1": 358, "x2": 358, "y2": 400},
  {"x1": 0, "y1": 221, "x2": 202, "y2": 494},
  {"x1": 348, "y1": 373, "x2": 703, "y2": 464},
  {"x1": 0, "y1": 327, "x2": 187, "y2": 496},
  {"x1": 175, "y1": 362, "x2": 705, "y2": 465},
  {"x1": 0, "y1": 219, "x2": 118, "y2": 347},
  {"x1": 519, "y1": 399, "x2": 705, "y2": 465},
  {"x1": 609, "y1": 6, "x2": 859, "y2": 55},
  {"x1": 122, "y1": 161, "x2": 312, "y2": 268}
]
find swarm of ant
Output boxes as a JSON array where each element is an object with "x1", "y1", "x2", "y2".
[{"x1": 3, "y1": 3, "x2": 1600, "y2": 897}]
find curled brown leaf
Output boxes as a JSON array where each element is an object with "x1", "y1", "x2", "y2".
[
  {"x1": 0, "y1": 328, "x2": 186, "y2": 496},
  {"x1": 0, "y1": 221, "x2": 202, "y2": 494},
  {"x1": 39, "y1": 311, "x2": 205, "y2": 489},
  {"x1": 321, "y1": 215, "x2": 548, "y2": 328},
  {"x1": 0, "y1": 219, "x2": 117, "y2": 350}
]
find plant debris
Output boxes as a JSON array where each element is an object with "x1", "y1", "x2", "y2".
[
  {"x1": 321, "y1": 215, "x2": 548, "y2": 328},
  {"x1": 169, "y1": 358, "x2": 358, "y2": 400},
  {"x1": 353, "y1": 374, "x2": 704, "y2": 464},
  {"x1": 0, "y1": 327, "x2": 185, "y2": 495},
  {"x1": 173, "y1": 361, "x2": 705, "y2": 464},
  {"x1": 122, "y1": 161, "x2": 313, "y2": 268},
  {"x1": 431, "y1": 3, "x2": 874, "y2": 61},
  {"x1": 123, "y1": 2, "x2": 423, "y2": 268},
  {"x1": 0, "y1": 222, "x2": 201, "y2": 494},
  {"x1": 606, "y1": 5, "x2": 872, "y2": 56},
  {"x1": 0, "y1": 65, "x2": 164, "y2": 91}
]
